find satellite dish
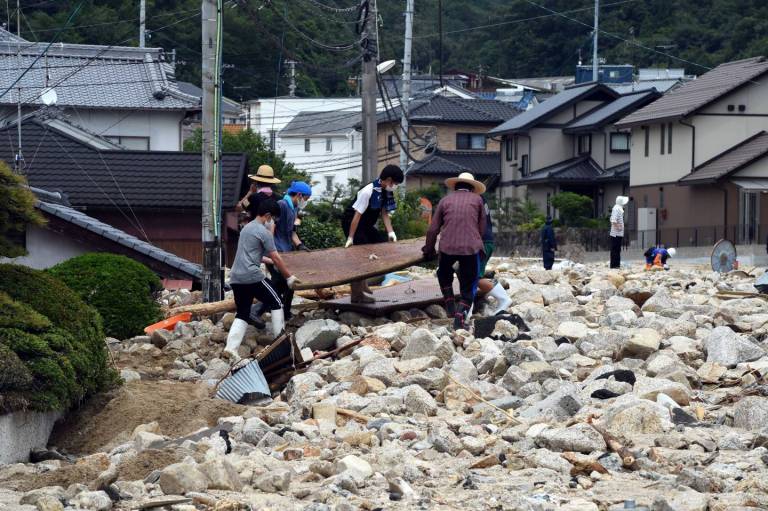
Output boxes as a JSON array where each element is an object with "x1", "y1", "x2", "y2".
[
  {"x1": 41, "y1": 87, "x2": 58, "y2": 106},
  {"x1": 711, "y1": 239, "x2": 737, "y2": 273}
]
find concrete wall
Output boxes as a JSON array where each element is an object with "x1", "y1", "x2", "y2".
[
  {"x1": 280, "y1": 133, "x2": 361, "y2": 197},
  {"x1": 0, "y1": 225, "x2": 89, "y2": 269},
  {"x1": 0, "y1": 411, "x2": 60, "y2": 464},
  {"x1": 245, "y1": 98, "x2": 361, "y2": 140}
]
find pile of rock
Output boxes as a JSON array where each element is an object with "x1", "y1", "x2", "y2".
[{"x1": 2, "y1": 262, "x2": 768, "y2": 510}]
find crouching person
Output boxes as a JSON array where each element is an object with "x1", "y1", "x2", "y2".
[{"x1": 225, "y1": 199, "x2": 300, "y2": 363}]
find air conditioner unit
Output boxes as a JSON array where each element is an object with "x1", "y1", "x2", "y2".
[{"x1": 637, "y1": 208, "x2": 657, "y2": 232}]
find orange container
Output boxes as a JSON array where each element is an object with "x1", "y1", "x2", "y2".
[{"x1": 144, "y1": 312, "x2": 193, "y2": 334}]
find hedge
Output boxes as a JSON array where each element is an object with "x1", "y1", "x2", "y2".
[
  {"x1": 0, "y1": 265, "x2": 116, "y2": 412},
  {"x1": 50, "y1": 253, "x2": 162, "y2": 339}
]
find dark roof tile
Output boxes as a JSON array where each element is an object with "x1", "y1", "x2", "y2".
[
  {"x1": 679, "y1": 131, "x2": 768, "y2": 184},
  {"x1": 408, "y1": 149, "x2": 499, "y2": 177}
]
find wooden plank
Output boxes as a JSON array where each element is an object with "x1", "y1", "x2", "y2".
[
  {"x1": 281, "y1": 238, "x2": 425, "y2": 290},
  {"x1": 321, "y1": 278, "x2": 455, "y2": 315}
]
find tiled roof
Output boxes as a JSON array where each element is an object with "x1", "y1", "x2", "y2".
[
  {"x1": 617, "y1": 57, "x2": 768, "y2": 127},
  {"x1": 407, "y1": 149, "x2": 499, "y2": 177},
  {"x1": 0, "y1": 120, "x2": 247, "y2": 209},
  {"x1": 563, "y1": 90, "x2": 660, "y2": 133},
  {"x1": 176, "y1": 81, "x2": 240, "y2": 115},
  {"x1": 407, "y1": 95, "x2": 521, "y2": 123},
  {"x1": 510, "y1": 156, "x2": 629, "y2": 185},
  {"x1": 32, "y1": 187, "x2": 201, "y2": 279},
  {"x1": 0, "y1": 40, "x2": 199, "y2": 110},
  {"x1": 488, "y1": 83, "x2": 618, "y2": 135},
  {"x1": 679, "y1": 131, "x2": 768, "y2": 184},
  {"x1": 0, "y1": 27, "x2": 25, "y2": 44},
  {"x1": 597, "y1": 161, "x2": 630, "y2": 181},
  {"x1": 280, "y1": 110, "x2": 360, "y2": 136}
]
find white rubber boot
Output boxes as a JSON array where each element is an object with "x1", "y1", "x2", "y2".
[
  {"x1": 224, "y1": 318, "x2": 248, "y2": 362},
  {"x1": 270, "y1": 309, "x2": 285, "y2": 338},
  {"x1": 488, "y1": 283, "x2": 512, "y2": 315}
]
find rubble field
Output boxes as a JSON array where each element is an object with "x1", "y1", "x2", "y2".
[{"x1": 2, "y1": 260, "x2": 768, "y2": 511}]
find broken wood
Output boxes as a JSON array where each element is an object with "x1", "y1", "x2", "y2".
[
  {"x1": 561, "y1": 452, "x2": 609, "y2": 476},
  {"x1": 588, "y1": 419, "x2": 637, "y2": 469},
  {"x1": 337, "y1": 407, "x2": 371, "y2": 423}
]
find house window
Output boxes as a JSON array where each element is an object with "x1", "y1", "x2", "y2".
[
  {"x1": 520, "y1": 154, "x2": 529, "y2": 176},
  {"x1": 642, "y1": 126, "x2": 649, "y2": 157},
  {"x1": 325, "y1": 137, "x2": 333, "y2": 152},
  {"x1": 505, "y1": 137, "x2": 514, "y2": 161},
  {"x1": 387, "y1": 134, "x2": 396, "y2": 152},
  {"x1": 577, "y1": 134, "x2": 591, "y2": 155},
  {"x1": 268, "y1": 130, "x2": 276, "y2": 151},
  {"x1": 304, "y1": 138, "x2": 310, "y2": 152},
  {"x1": 456, "y1": 133, "x2": 487, "y2": 150},
  {"x1": 667, "y1": 123, "x2": 673, "y2": 154},
  {"x1": 609, "y1": 132, "x2": 630, "y2": 153},
  {"x1": 325, "y1": 175, "x2": 334, "y2": 192},
  {"x1": 104, "y1": 135, "x2": 150, "y2": 150}
]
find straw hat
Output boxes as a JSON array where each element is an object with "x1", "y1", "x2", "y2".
[
  {"x1": 445, "y1": 172, "x2": 486, "y2": 194},
  {"x1": 248, "y1": 164, "x2": 281, "y2": 184}
]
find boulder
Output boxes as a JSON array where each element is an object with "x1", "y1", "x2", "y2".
[
  {"x1": 557, "y1": 321, "x2": 588, "y2": 340},
  {"x1": 254, "y1": 469, "x2": 292, "y2": 493},
  {"x1": 34, "y1": 496, "x2": 63, "y2": 511},
  {"x1": 158, "y1": 463, "x2": 208, "y2": 494},
  {"x1": 361, "y1": 358, "x2": 398, "y2": 386},
  {"x1": 633, "y1": 375, "x2": 690, "y2": 406},
  {"x1": 704, "y1": 326, "x2": 765, "y2": 367},
  {"x1": 733, "y1": 396, "x2": 768, "y2": 431},
  {"x1": 336, "y1": 455, "x2": 373, "y2": 480},
  {"x1": 295, "y1": 319, "x2": 342, "y2": 351},
  {"x1": 541, "y1": 286, "x2": 576, "y2": 305},
  {"x1": 133, "y1": 431, "x2": 165, "y2": 452},
  {"x1": 198, "y1": 458, "x2": 242, "y2": 491},
  {"x1": 400, "y1": 328, "x2": 453, "y2": 362},
  {"x1": 535, "y1": 423, "x2": 607, "y2": 453},
  {"x1": 621, "y1": 328, "x2": 661, "y2": 359},
  {"x1": 600, "y1": 400, "x2": 670, "y2": 436},
  {"x1": 71, "y1": 491, "x2": 111, "y2": 511},
  {"x1": 641, "y1": 288, "x2": 675, "y2": 312},
  {"x1": 285, "y1": 372, "x2": 324, "y2": 403},
  {"x1": 403, "y1": 384, "x2": 438, "y2": 416}
]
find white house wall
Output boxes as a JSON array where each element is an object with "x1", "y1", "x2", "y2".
[
  {"x1": 246, "y1": 98, "x2": 361, "y2": 138},
  {"x1": 280, "y1": 132, "x2": 362, "y2": 197},
  {"x1": 0, "y1": 225, "x2": 89, "y2": 269},
  {"x1": 69, "y1": 109, "x2": 186, "y2": 151},
  {"x1": 629, "y1": 123, "x2": 693, "y2": 186}
]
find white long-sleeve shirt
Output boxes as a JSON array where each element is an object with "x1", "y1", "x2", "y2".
[{"x1": 610, "y1": 205, "x2": 625, "y2": 237}]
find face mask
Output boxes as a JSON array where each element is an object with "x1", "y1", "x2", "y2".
[
  {"x1": 298, "y1": 199, "x2": 308, "y2": 210},
  {"x1": 386, "y1": 185, "x2": 397, "y2": 192},
  {"x1": 265, "y1": 218, "x2": 275, "y2": 229}
]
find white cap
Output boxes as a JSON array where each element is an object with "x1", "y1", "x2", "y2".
[{"x1": 615, "y1": 196, "x2": 629, "y2": 206}]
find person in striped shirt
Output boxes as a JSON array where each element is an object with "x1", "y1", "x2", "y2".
[{"x1": 610, "y1": 196, "x2": 629, "y2": 269}]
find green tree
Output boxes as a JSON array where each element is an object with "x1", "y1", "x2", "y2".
[
  {"x1": 0, "y1": 162, "x2": 45, "y2": 258},
  {"x1": 183, "y1": 128, "x2": 310, "y2": 190},
  {"x1": 551, "y1": 192, "x2": 593, "y2": 227}
]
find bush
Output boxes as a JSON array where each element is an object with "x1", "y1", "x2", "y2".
[
  {"x1": 550, "y1": 192, "x2": 594, "y2": 227},
  {"x1": 297, "y1": 216, "x2": 346, "y2": 249},
  {"x1": 49, "y1": 253, "x2": 162, "y2": 340},
  {"x1": 0, "y1": 265, "x2": 116, "y2": 412},
  {"x1": 390, "y1": 189, "x2": 429, "y2": 240}
]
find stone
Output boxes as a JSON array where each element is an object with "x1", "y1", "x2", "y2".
[
  {"x1": 491, "y1": 320, "x2": 518, "y2": 340},
  {"x1": 704, "y1": 327, "x2": 765, "y2": 367},
  {"x1": 447, "y1": 352, "x2": 478, "y2": 383},
  {"x1": 652, "y1": 490, "x2": 709, "y2": 511},
  {"x1": 621, "y1": 328, "x2": 661, "y2": 359},
  {"x1": 425, "y1": 304, "x2": 447, "y2": 319},
  {"x1": 733, "y1": 396, "x2": 768, "y2": 430},
  {"x1": 535, "y1": 424, "x2": 607, "y2": 453},
  {"x1": 557, "y1": 321, "x2": 588, "y2": 340},
  {"x1": 198, "y1": 458, "x2": 242, "y2": 491},
  {"x1": 403, "y1": 384, "x2": 438, "y2": 416},
  {"x1": 285, "y1": 372, "x2": 324, "y2": 403},
  {"x1": 361, "y1": 358, "x2": 398, "y2": 386},
  {"x1": 519, "y1": 384, "x2": 582, "y2": 420},
  {"x1": 676, "y1": 468, "x2": 714, "y2": 493},
  {"x1": 150, "y1": 328, "x2": 173, "y2": 348},
  {"x1": 254, "y1": 469, "x2": 292, "y2": 493},
  {"x1": 119, "y1": 369, "x2": 140, "y2": 382},
  {"x1": 200, "y1": 358, "x2": 230, "y2": 381},
  {"x1": 696, "y1": 361, "x2": 727, "y2": 383},
  {"x1": 518, "y1": 360, "x2": 556, "y2": 382},
  {"x1": 428, "y1": 425, "x2": 461, "y2": 455},
  {"x1": 400, "y1": 328, "x2": 453, "y2": 362},
  {"x1": 20, "y1": 489, "x2": 65, "y2": 508},
  {"x1": 541, "y1": 285, "x2": 576, "y2": 305},
  {"x1": 460, "y1": 436, "x2": 486, "y2": 456},
  {"x1": 501, "y1": 365, "x2": 532, "y2": 393},
  {"x1": 295, "y1": 319, "x2": 342, "y2": 351},
  {"x1": 72, "y1": 491, "x2": 112, "y2": 511},
  {"x1": 600, "y1": 401, "x2": 669, "y2": 436},
  {"x1": 336, "y1": 455, "x2": 373, "y2": 480},
  {"x1": 133, "y1": 431, "x2": 165, "y2": 452},
  {"x1": 633, "y1": 376, "x2": 690, "y2": 406},
  {"x1": 641, "y1": 288, "x2": 675, "y2": 312},
  {"x1": 327, "y1": 359, "x2": 360, "y2": 382},
  {"x1": 394, "y1": 356, "x2": 442, "y2": 374},
  {"x1": 241, "y1": 417, "x2": 272, "y2": 445},
  {"x1": 158, "y1": 463, "x2": 209, "y2": 494},
  {"x1": 35, "y1": 496, "x2": 63, "y2": 511}
]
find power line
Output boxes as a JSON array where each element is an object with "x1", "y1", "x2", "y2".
[
  {"x1": 267, "y1": 1, "x2": 361, "y2": 52},
  {"x1": 14, "y1": 7, "x2": 201, "y2": 35},
  {"x1": 301, "y1": 0, "x2": 359, "y2": 13}
]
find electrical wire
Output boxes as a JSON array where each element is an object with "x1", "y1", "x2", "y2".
[
  {"x1": 267, "y1": 1, "x2": 361, "y2": 52},
  {"x1": 16, "y1": 7, "x2": 201, "y2": 35},
  {"x1": 301, "y1": 0, "x2": 359, "y2": 13}
]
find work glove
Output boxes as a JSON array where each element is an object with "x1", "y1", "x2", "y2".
[
  {"x1": 345, "y1": 237, "x2": 354, "y2": 248},
  {"x1": 297, "y1": 243, "x2": 311, "y2": 252},
  {"x1": 388, "y1": 231, "x2": 397, "y2": 242},
  {"x1": 286, "y1": 275, "x2": 301, "y2": 289}
]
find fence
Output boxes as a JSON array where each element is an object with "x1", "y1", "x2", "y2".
[{"x1": 496, "y1": 224, "x2": 766, "y2": 255}]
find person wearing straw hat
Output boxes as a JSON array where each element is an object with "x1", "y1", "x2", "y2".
[
  {"x1": 423, "y1": 172, "x2": 487, "y2": 330},
  {"x1": 610, "y1": 195, "x2": 629, "y2": 269},
  {"x1": 237, "y1": 164, "x2": 282, "y2": 222}
]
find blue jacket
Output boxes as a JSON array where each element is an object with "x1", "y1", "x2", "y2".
[{"x1": 274, "y1": 198, "x2": 296, "y2": 253}]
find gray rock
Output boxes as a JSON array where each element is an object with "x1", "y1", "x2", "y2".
[
  {"x1": 652, "y1": 490, "x2": 709, "y2": 511},
  {"x1": 361, "y1": 358, "x2": 398, "y2": 386},
  {"x1": 336, "y1": 455, "x2": 373, "y2": 480},
  {"x1": 633, "y1": 375, "x2": 690, "y2": 406},
  {"x1": 541, "y1": 286, "x2": 576, "y2": 305},
  {"x1": 71, "y1": 491, "x2": 111, "y2": 511},
  {"x1": 158, "y1": 463, "x2": 208, "y2": 494},
  {"x1": 621, "y1": 328, "x2": 661, "y2": 359},
  {"x1": 704, "y1": 327, "x2": 765, "y2": 367},
  {"x1": 425, "y1": 304, "x2": 447, "y2": 319},
  {"x1": 119, "y1": 369, "x2": 141, "y2": 382},
  {"x1": 133, "y1": 431, "x2": 165, "y2": 452},
  {"x1": 733, "y1": 396, "x2": 768, "y2": 431},
  {"x1": 447, "y1": 352, "x2": 478, "y2": 383},
  {"x1": 400, "y1": 328, "x2": 453, "y2": 362},
  {"x1": 200, "y1": 358, "x2": 230, "y2": 381},
  {"x1": 675, "y1": 468, "x2": 714, "y2": 493},
  {"x1": 519, "y1": 383, "x2": 582, "y2": 420},
  {"x1": 150, "y1": 328, "x2": 173, "y2": 348},
  {"x1": 428, "y1": 424, "x2": 461, "y2": 455},
  {"x1": 535, "y1": 423, "x2": 607, "y2": 453},
  {"x1": 600, "y1": 400, "x2": 670, "y2": 436},
  {"x1": 403, "y1": 367, "x2": 448, "y2": 391},
  {"x1": 295, "y1": 319, "x2": 342, "y2": 351},
  {"x1": 198, "y1": 458, "x2": 242, "y2": 491},
  {"x1": 556, "y1": 321, "x2": 588, "y2": 340},
  {"x1": 641, "y1": 288, "x2": 675, "y2": 312},
  {"x1": 254, "y1": 468, "x2": 292, "y2": 493},
  {"x1": 403, "y1": 384, "x2": 438, "y2": 416},
  {"x1": 285, "y1": 372, "x2": 324, "y2": 403},
  {"x1": 241, "y1": 416, "x2": 272, "y2": 445},
  {"x1": 34, "y1": 495, "x2": 63, "y2": 511}
]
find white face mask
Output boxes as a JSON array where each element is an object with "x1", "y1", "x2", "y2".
[
  {"x1": 386, "y1": 184, "x2": 397, "y2": 192},
  {"x1": 298, "y1": 198, "x2": 308, "y2": 209},
  {"x1": 265, "y1": 218, "x2": 275, "y2": 229}
]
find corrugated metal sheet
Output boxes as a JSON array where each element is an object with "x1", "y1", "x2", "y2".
[
  {"x1": 215, "y1": 361, "x2": 270, "y2": 403},
  {"x1": 617, "y1": 57, "x2": 768, "y2": 127},
  {"x1": 679, "y1": 131, "x2": 768, "y2": 184},
  {"x1": 488, "y1": 83, "x2": 618, "y2": 135}
]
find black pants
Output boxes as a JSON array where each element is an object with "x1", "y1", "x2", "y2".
[
  {"x1": 342, "y1": 217, "x2": 387, "y2": 245},
  {"x1": 268, "y1": 265, "x2": 293, "y2": 320},
  {"x1": 231, "y1": 280, "x2": 282, "y2": 322},
  {"x1": 543, "y1": 249, "x2": 555, "y2": 270},
  {"x1": 610, "y1": 236, "x2": 623, "y2": 269},
  {"x1": 437, "y1": 252, "x2": 481, "y2": 306}
]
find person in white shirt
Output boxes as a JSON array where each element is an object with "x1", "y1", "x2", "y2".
[{"x1": 610, "y1": 196, "x2": 629, "y2": 269}]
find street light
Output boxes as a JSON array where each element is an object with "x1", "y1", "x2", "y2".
[{"x1": 376, "y1": 60, "x2": 396, "y2": 74}]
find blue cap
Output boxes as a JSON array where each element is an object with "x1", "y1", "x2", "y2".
[{"x1": 287, "y1": 181, "x2": 312, "y2": 197}]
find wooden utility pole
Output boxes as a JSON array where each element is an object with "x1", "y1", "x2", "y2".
[
  {"x1": 139, "y1": 0, "x2": 146, "y2": 47},
  {"x1": 15, "y1": 0, "x2": 22, "y2": 173},
  {"x1": 201, "y1": 0, "x2": 223, "y2": 302},
  {"x1": 360, "y1": 0, "x2": 378, "y2": 184},
  {"x1": 399, "y1": 0, "x2": 413, "y2": 174},
  {"x1": 592, "y1": 0, "x2": 599, "y2": 82}
]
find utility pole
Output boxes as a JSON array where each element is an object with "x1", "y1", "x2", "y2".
[
  {"x1": 286, "y1": 59, "x2": 297, "y2": 97},
  {"x1": 15, "y1": 0, "x2": 22, "y2": 174},
  {"x1": 438, "y1": 0, "x2": 443, "y2": 86},
  {"x1": 592, "y1": 0, "x2": 599, "y2": 83},
  {"x1": 360, "y1": 0, "x2": 378, "y2": 184},
  {"x1": 399, "y1": 0, "x2": 413, "y2": 175},
  {"x1": 139, "y1": 0, "x2": 146, "y2": 48},
  {"x1": 201, "y1": 0, "x2": 223, "y2": 302}
]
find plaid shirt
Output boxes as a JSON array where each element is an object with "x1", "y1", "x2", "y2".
[{"x1": 424, "y1": 190, "x2": 486, "y2": 256}]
